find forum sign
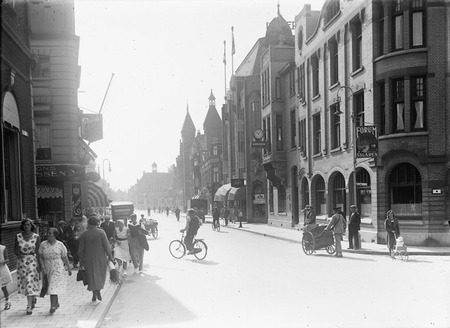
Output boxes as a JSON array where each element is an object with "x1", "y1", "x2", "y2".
[{"x1": 355, "y1": 126, "x2": 378, "y2": 158}]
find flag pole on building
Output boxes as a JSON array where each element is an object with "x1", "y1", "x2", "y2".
[
  {"x1": 231, "y1": 26, "x2": 236, "y2": 76},
  {"x1": 223, "y1": 40, "x2": 227, "y2": 100}
]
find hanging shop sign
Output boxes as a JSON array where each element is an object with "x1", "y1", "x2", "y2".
[
  {"x1": 355, "y1": 126, "x2": 378, "y2": 158},
  {"x1": 72, "y1": 183, "x2": 82, "y2": 218},
  {"x1": 253, "y1": 193, "x2": 266, "y2": 204}
]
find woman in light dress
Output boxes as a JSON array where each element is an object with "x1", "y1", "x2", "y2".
[
  {"x1": 38, "y1": 227, "x2": 72, "y2": 313},
  {"x1": 0, "y1": 243, "x2": 13, "y2": 310},
  {"x1": 14, "y1": 219, "x2": 41, "y2": 315},
  {"x1": 114, "y1": 220, "x2": 131, "y2": 275}
]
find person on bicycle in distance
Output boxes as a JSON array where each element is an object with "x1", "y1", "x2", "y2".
[
  {"x1": 212, "y1": 206, "x2": 220, "y2": 229},
  {"x1": 181, "y1": 209, "x2": 202, "y2": 254}
]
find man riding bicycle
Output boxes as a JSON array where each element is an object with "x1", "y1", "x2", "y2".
[{"x1": 180, "y1": 209, "x2": 202, "y2": 254}]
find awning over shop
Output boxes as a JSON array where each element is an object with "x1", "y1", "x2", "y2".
[
  {"x1": 88, "y1": 182, "x2": 109, "y2": 207},
  {"x1": 228, "y1": 186, "x2": 246, "y2": 201},
  {"x1": 37, "y1": 185, "x2": 63, "y2": 199},
  {"x1": 214, "y1": 183, "x2": 232, "y2": 202}
]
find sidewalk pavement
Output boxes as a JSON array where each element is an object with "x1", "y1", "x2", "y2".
[
  {"x1": 206, "y1": 216, "x2": 450, "y2": 256},
  {"x1": 0, "y1": 269, "x2": 122, "y2": 328}
]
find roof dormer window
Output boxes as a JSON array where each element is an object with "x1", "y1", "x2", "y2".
[{"x1": 324, "y1": 0, "x2": 340, "y2": 26}]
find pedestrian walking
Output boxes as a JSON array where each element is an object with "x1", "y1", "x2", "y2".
[
  {"x1": 38, "y1": 228, "x2": 72, "y2": 314},
  {"x1": 212, "y1": 206, "x2": 220, "y2": 229},
  {"x1": 128, "y1": 214, "x2": 149, "y2": 274},
  {"x1": 175, "y1": 207, "x2": 181, "y2": 221},
  {"x1": 326, "y1": 207, "x2": 345, "y2": 257},
  {"x1": 14, "y1": 219, "x2": 41, "y2": 315},
  {"x1": 64, "y1": 219, "x2": 80, "y2": 268},
  {"x1": 224, "y1": 206, "x2": 230, "y2": 226},
  {"x1": 0, "y1": 243, "x2": 12, "y2": 310},
  {"x1": 113, "y1": 220, "x2": 131, "y2": 276},
  {"x1": 78, "y1": 217, "x2": 113, "y2": 304},
  {"x1": 348, "y1": 205, "x2": 361, "y2": 250},
  {"x1": 56, "y1": 221, "x2": 67, "y2": 245},
  {"x1": 237, "y1": 208, "x2": 244, "y2": 228},
  {"x1": 384, "y1": 210, "x2": 400, "y2": 257}
]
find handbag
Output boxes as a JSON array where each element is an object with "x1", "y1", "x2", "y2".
[
  {"x1": 76, "y1": 268, "x2": 88, "y2": 286},
  {"x1": 40, "y1": 274, "x2": 48, "y2": 297},
  {"x1": 137, "y1": 233, "x2": 149, "y2": 251}
]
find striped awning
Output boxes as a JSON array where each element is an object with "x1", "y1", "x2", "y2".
[
  {"x1": 37, "y1": 185, "x2": 63, "y2": 199},
  {"x1": 88, "y1": 182, "x2": 109, "y2": 207},
  {"x1": 214, "y1": 183, "x2": 232, "y2": 202},
  {"x1": 228, "y1": 186, "x2": 246, "y2": 201}
]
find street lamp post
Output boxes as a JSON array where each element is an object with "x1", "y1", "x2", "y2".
[{"x1": 333, "y1": 85, "x2": 358, "y2": 208}]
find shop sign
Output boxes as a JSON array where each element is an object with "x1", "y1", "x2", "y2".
[
  {"x1": 253, "y1": 193, "x2": 266, "y2": 204},
  {"x1": 36, "y1": 165, "x2": 85, "y2": 178},
  {"x1": 355, "y1": 126, "x2": 378, "y2": 158}
]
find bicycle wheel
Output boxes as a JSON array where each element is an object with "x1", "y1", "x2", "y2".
[
  {"x1": 325, "y1": 244, "x2": 336, "y2": 254},
  {"x1": 211, "y1": 221, "x2": 216, "y2": 231},
  {"x1": 152, "y1": 227, "x2": 158, "y2": 239},
  {"x1": 193, "y1": 240, "x2": 207, "y2": 260},
  {"x1": 169, "y1": 240, "x2": 186, "y2": 259}
]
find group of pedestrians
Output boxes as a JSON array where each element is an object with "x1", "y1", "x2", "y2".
[{"x1": 218, "y1": 205, "x2": 244, "y2": 227}]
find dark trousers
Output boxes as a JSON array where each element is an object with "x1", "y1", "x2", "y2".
[
  {"x1": 68, "y1": 240, "x2": 79, "y2": 264},
  {"x1": 184, "y1": 228, "x2": 199, "y2": 251},
  {"x1": 348, "y1": 228, "x2": 360, "y2": 249}
]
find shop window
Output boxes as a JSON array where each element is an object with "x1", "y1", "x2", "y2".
[
  {"x1": 315, "y1": 176, "x2": 326, "y2": 215},
  {"x1": 389, "y1": 163, "x2": 422, "y2": 220},
  {"x1": 356, "y1": 169, "x2": 372, "y2": 218},
  {"x1": 332, "y1": 173, "x2": 346, "y2": 212},
  {"x1": 278, "y1": 187, "x2": 286, "y2": 213}
]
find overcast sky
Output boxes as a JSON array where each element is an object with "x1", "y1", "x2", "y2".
[{"x1": 75, "y1": 0, "x2": 325, "y2": 191}]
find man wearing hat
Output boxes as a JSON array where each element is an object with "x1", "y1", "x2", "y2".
[
  {"x1": 305, "y1": 205, "x2": 316, "y2": 226},
  {"x1": 56, "y1": 221, "x2": 67, "y2": 244},
  {"x1": 326, "y1": 207, "x2": 346, "y2": 257},
  {"x1": 348, "y1": 205, "x2": 361, "y2": 249}
]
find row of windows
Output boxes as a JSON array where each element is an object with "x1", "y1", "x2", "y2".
[{"x1": 379, "y1": 0, "x2": 426, "y2": 55}]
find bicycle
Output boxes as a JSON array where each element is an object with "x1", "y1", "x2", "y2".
[
  {"x1": 169, "y1": 231, "x2": 208, "y2": 260},
  {"x1": 211, "y1": 218, "x2": 220, "y2": 232}
]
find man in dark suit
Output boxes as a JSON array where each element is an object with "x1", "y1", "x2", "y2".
[
  {"x1": 64, "y1": 219, "x2": 80, "y2": 268},
  {"x1": 348, "y1": 205, "x2": 361, "y2": 249},
  {"x1": 56, "y1": 220, "x2": 67, "y2": 245},
  {"x1": 100, "y1": 216, "x2": 115, "y2": 241}
]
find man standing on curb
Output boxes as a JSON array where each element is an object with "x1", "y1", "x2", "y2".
[
  {"x1": 348, "y1": 205, "x2": 361, "y2": 250},
  {"x1": 326, "y1": 207, "x2": 345, "y2": 257}
]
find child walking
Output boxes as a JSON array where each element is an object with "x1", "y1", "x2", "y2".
[{"x1": 0, "y1": 243, "x2": 12, "y2": 310}]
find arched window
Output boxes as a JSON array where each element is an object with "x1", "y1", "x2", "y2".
[
  {"x1": 332, "y1": 173, "x2": 346, "y2": 213},
  {"x1": 315, "y1": 176, "x2": 326, "y2": 215},
  {"x1": 302, "y1": 178, "x2": 309, "y2": 209},
  {"x1": 389, "y1": 163, "x2": 422, "y2": 219}
]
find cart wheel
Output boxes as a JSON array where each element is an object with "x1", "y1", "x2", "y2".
[
  {"x1": 326, "y1": 244, "x2": 336, "y2": 254},
  {"x1": 152, "y1": 227, "x2": 158, "y2": 239},
  {"x1": 302, "y1": 231, "x2": 315, "y2": 255}
]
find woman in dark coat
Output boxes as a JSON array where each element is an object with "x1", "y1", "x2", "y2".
[
  {"x1": 78, "y1": 217, "x2": 112, "y2": 303},
  {"x1": 384, "y1": 210, "x2": 400, "y2": 256}
]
